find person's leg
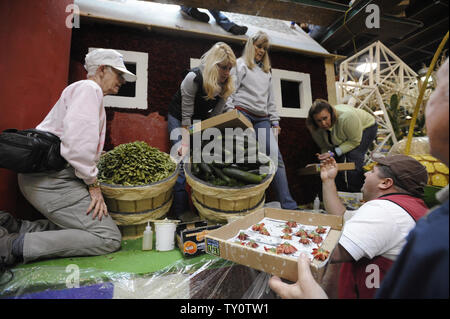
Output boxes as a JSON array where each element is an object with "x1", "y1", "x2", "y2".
[
  {"x1": 180, "y1": 6, "x2": 210, "y2": 23},
  {"x1": 17, "y1": 168, "x2": 122, "y2": 263},
  {"x1": 209, "y1": 9, "x2": 247, "y2": 35},
  {"x1": 239, "y1": 112, "x2": 298, "y2": 209},
  {"x1": 344, "y1": 123, "x2": 378, "y2": 192},
  {"x1": 167, "y1": 114, "x2": 190, "y2": 218}
]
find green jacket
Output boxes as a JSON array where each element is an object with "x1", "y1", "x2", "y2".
[{"x1": 309, "y1": 104, "x2": 376, "y2": 156}]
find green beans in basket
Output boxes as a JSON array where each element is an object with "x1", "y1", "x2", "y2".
[{"x1": 97, "y1": 141, "x2": 176, "y2": 186}]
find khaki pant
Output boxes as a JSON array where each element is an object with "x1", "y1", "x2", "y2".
[{"x1": 18, "y1": 167, "x2": 121, "y2": 263}]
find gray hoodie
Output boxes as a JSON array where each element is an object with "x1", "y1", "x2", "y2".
[{"x1": 225, "y1": 58, "x2": 280, "y2": 125}]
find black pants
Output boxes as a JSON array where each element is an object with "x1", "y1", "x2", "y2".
[{"x1": 335, "y1": 123, "x2": 378, "y2": 192}]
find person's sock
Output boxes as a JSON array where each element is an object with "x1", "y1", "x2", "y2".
[
  {"x1": 12, "y1": 233, "x2": 25, "y2": 259},
  {"x1": 229, "y1": 25, "x2": 248, "y2": 35}
]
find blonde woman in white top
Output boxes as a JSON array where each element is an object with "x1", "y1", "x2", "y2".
[{"x1": 225, "y1": 31, "x2": 298, "y2": 210}]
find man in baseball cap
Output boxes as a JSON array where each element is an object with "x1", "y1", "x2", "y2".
[
  {"x1": 84, "y1": 48, "x2": 137, "y2": 82},
  {"x1": 270, "y1": 154, "x2": 429, "y2": 298},
  {"x1": 372, "y1": 154, "x2": 428, "y2": 198},
  {"x1": 269, "y1": 58, "x2": 449, "y2": 299}
]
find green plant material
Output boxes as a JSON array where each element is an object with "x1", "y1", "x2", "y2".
[
  {"x1": 222, "y1": 167, "x2": 263, "y2": 184},
  {"x1": 97, "y1": 141, "x2": 176, "y2": 186}
]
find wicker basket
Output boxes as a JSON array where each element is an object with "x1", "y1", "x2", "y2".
[
  {"x1": 185, "y1": 153, "x2": 276, "y2": 224},
  {"x1": 100, "y1": 159, "x2": 179, "y2": 239}
]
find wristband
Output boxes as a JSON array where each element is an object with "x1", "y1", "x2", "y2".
[{"x1": 88, "y1": 180, "x2": 100, "y2": 188}]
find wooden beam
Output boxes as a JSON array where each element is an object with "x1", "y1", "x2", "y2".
[
  {"x1": 141, "y1": 0, "x2": 349, "y2": 25},
  {"x1": 297, "y1": 162, "x2": 355, "y2": 176}
]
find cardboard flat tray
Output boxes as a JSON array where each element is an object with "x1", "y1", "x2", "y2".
[
  {"x1": 204, "y1": 208, "x2": 343, "y2": 283},
  {"x1": 189, "y1": 110, "x2": 253, "y2": 134}
]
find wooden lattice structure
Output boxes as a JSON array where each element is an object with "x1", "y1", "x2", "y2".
[{"x1": 336, "y1": 41, "x2": 419, "y2": 160}]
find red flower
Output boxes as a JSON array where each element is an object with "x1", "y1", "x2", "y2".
[
  {"x1": 316, "y1": 226, "x2": 326, "y2": 234},
  {"x1": 252, "y1": 223, "x2": 265, "y2": 232},
  {"x1": 276, "y1": 242, "x2": 298, "y2": 255},
  {"x1": 286, "y1": 220, "x2": 297, "y2": 228},
  {"x1": 294, "y1": 229, "x2": 308, "y2": 237},
  {"x1": 259, "y1": 227, "x2": 270, "y2": 236},
  {"x1": 299, "y1": 235, "x2": 310, "y2": 245},
  {"x1": 312, "y1": 248, "x2": 330, "y2": 261},
  {"x1": 238, "y1": 232, "x2": 249, "y2": 241}
]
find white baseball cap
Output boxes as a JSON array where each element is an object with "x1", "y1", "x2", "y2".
[{"x1": 84, "y1": 48, "x2": 137, "y2": 82}]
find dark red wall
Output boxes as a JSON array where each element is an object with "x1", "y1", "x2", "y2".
[
  {"x1": 70, "y1": 20, "x2": 325, "y2": 205},
  {"x1": 0, "y1": 0, "x2": 73, "y2": 218}
]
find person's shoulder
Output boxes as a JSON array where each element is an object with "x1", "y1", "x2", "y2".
[
  {"x1": 71, "y1": 80, "x2": 102, "y2": 92},
  {"x1": 418, "y1": 200, "x2": 449, "y2": 232},
  {"x1": 236, "y1": 58, "x2": 248, "y2": 69},
  {"x1": 357, "y1": 199, "x2": 405, "y2": 216},
  {"x1": 65, "y1": 80, "x2": 102, "y2": 99},
  {"x1": 335, "y1": 104, "x2": 356, "y2": 116}
]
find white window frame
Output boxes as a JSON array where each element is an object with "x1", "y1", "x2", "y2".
[
  {"x1": 89, "y1": 48, "x2": 148, "y2": 109},
  {"x1": 272, "y1": 68, "x2": 313, "y2": 118}
]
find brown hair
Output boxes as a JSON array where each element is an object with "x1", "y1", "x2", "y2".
[{"x1": 307, "y1": 99, "x2": 338, "y2": 129}]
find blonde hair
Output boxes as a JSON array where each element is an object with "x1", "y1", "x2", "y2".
[
  {"x1": 200, "y1": 42, "x2": 237, "y2": 100},
  {"x1": 243, "y1": 31, "x2": 271, "y2": 73}
]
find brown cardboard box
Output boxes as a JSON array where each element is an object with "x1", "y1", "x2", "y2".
[
  {"x1": 204, "y1": 208, "x2": 343, "y2": 283},
  {"x1": 298, "y1": 162, "x2": 355, "y2": 175},
  {"x1": 189, "y1": 110, "x2": 253, "y2": 134}
]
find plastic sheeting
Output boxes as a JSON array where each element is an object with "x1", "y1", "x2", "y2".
[
  {"x1": 0, "y1": 255, "x2": 277, "y2": 299},
  {"x1": 388, "y1": 136, "x2": 430, "y2": 155}
]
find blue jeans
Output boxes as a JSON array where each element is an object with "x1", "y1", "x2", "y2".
[
  {"x1": 238, "y1": 111, "x2": 298, "y2": 210},
  {"x1": 335, "y1": 123, "x2": 378, "y2": 192},
  {"x1": 167, "y1": 114, "x2": 189, "y2": 218}
]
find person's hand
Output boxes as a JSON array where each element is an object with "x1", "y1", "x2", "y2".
[
  {"x1": 316, "y1": 152, "x2": 333, "y2": 161},
  {"x1": 272, "y1": 125, "x2": 281, "y2": 136},
  {"x1": 86, "y1": 186, "x2": 108, "y2": 221},
  {"x1": 177, "y1": 143, "x2": 189, "y2": 157},
  {"x1": 320, "y1": 157, "x2": 338, "y2": 182},
  {"x1": 268, "y1": 253, "x2": 328, "y2": 299}
]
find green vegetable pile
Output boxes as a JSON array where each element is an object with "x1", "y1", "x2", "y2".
[
  {"x1": 97, "y1": 141, "x2": 176, "y2": 186},
  {"x1": 191, "y1": 134, "x2": 271, "y2": 187}
]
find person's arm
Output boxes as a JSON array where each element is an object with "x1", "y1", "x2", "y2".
[
  {"x1": 60, "y1": 83, "x2": 103, "y2": 185},
  {"x1": 330, "y1": 244, "x2": 355, "y2": 263},
  {"x1": 209, "y1": 99, "x2": 226, "y2": 117},
  {"x1": 320, "y1": 157, "x2": 346, "y2": 216},
  {"x1": 267, "y1": 73, "x2": 280, "y2": 128},
  {"x1": 60, "y1": 83, "x2": 108, "y2": 220},
  {"x1": 335, "y1": 115, "x2": 363, "y2": 155},
  {"x1": 224, "y1": 59, "x2": 246, "y2": 112},
  {"x1": 269, "y1": 253, "x2": 328, "y2": 299},
  {"x1": 180, "y1": 72, "x2": 198, "y2": 127}
]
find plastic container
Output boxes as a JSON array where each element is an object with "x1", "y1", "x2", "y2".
[
  {"x1": 142, "y1": 222, "x2": 153, "y2": 251},
  {"x1": 155, "y1": 221, "x2": 177, "y2": 251},
  {"x1": 313, "y1": 194, "x2": 321, "y2": 213}
]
